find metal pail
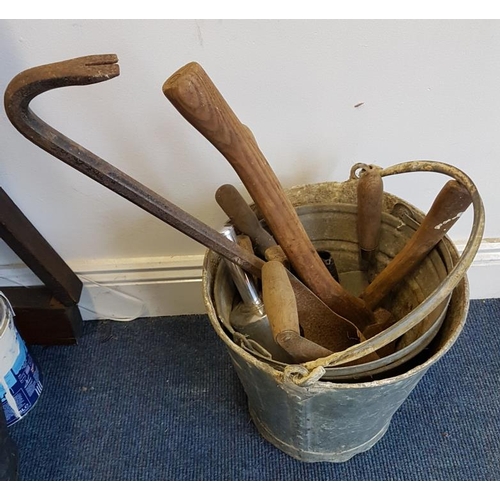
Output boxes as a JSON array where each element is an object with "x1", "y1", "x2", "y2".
[{"x1": 202, "y1": 161, "x2": 484, "y2": 462}]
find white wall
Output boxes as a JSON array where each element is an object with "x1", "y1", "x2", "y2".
[{"x1": 0, "y1": 20, "x2": 498, "y2": 317}]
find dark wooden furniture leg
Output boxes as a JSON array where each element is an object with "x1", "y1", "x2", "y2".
[{"x1": 0, "y1": 187, "x2": 83, "y2": 345}]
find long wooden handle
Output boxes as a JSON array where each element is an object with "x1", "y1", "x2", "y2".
[
  {"x1": 361, "y1": 180, "x2": 472, "y2": 310},
  {"x1": 163, "y1": 62, "x2": 373, "y2": 330},
  {"x1": 215, "y1": 184, "x2": 277, "y2": 255},
  {"x1": 357, "y1": 164, "x2": 383, "y2": 269}
]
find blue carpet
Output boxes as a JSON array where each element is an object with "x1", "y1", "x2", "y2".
[{"x1": 7, "y1": 299, "x2": 500, "y2": 481}]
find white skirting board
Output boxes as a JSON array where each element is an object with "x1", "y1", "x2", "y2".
[
  {"x1": 0, "y1": 255, "x2": 207, "y2": 321},
  {"x1": 454, "y1": 239, "x2": 500, "y2": 302},
  {"x1": 0, "y1": 239, "x2": 499, "y2": 321}
]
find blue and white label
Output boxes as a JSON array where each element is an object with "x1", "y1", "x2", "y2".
[{"x1": 0, "y1": 293, "x2": 43, "y2": 426}]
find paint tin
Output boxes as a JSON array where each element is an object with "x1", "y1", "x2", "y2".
[{"x1": 0, "y1": 292, "x2": 43, "y2": 426}]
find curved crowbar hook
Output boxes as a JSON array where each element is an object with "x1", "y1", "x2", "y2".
[
  {"x1": 3, "y1": 54, "x2": 264, "y2": 277},
  {"x1": 5, "y1": 54, "x2": 121, "y2": 161}
]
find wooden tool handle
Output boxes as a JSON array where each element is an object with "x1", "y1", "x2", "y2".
[
  {"x1": 236, "y1": 234, "x2": 260, "y2": 290},
  {"x1": 236, "y1": 234, "x2": 254, "y2": 254},
  {"x1": 264, "y1": 245, "x2": 290, "y2": 268},
  {"x1": 216, "y1": 184, "x2": 289, "y2": 265},
  {"x1": 262, "y1": 260, "x2": 300, "y2": 341},
  {"x1": 164, "y1": 62, "x2": 373, "y2": 329},
  {"x1": 216, "y1": 184, "x2": 277, "y2": 255},
  {"x1": 361, "y1": 180, "x2": 472, "y2": 310},
  {"x1": 357, "y1": 164, "x2": 383, "y2": 268},
  {"x1": 262, "y1": 260, "x2": 333, "y2": 362}
]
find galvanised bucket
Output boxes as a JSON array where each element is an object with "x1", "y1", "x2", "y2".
[{"x1": 202, "y1": 161, "x2": 484, "y2": 462}]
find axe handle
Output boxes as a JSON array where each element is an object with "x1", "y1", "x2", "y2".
[
  {"x1": 163, "y1": 62, "x2": 374, "y2": 330},
  {"x1": 361, "y1": 180, "x2": 472, "y2": 310}
]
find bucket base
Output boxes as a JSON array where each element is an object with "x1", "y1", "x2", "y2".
[{"x1": 249, "y1": 407, "x2": 391, "y2": 463}]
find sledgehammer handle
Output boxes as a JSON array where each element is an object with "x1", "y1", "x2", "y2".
[
  {"x1": 361, "y1": 180, "x2": 472, "y2": 310},
  {"x1": 163, "y1": 62, "x2": 374, "y2": 330}
]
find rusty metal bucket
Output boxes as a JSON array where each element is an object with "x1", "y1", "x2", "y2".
[{"x1": 202, "y1": 161, "x2": 484, "y2": 462}]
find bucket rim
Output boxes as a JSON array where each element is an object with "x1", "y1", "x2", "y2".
[
  {"x1": 203, "y1": 160, "x2": 480, "y2": 387},
  {"x1": 203, "y1": 248, "x2": 469, "y2": 389}
]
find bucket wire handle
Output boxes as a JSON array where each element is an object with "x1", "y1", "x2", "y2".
[{"x1": 301, "y1": 160, "x2": 484, "y2": 373}]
